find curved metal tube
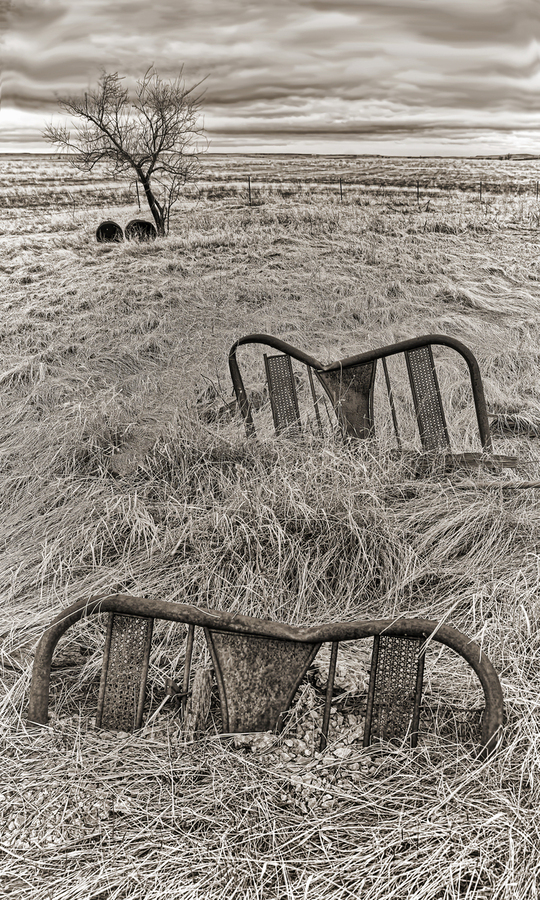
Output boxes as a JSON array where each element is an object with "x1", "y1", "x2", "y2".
[
  {"x1": 328, "y1": 333, "x2": 492, "y2": 451},
  {"x1": 228, "y1": 334, "x2": 324, "y2": 437},
  {"x1": 228, "y1": 332, "x2": 493, "y2": 450},
  {"x1": 27, "y1": 594, "x2": 504, "y2": 758}
]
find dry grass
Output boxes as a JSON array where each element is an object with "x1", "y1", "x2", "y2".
[{"x1": 1, "y1": 153, "x2": 540, "y2": 898}]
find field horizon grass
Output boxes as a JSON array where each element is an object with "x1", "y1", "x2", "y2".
[{"x1": 2, "y1": 153, "x2": 540, "y2": 899}]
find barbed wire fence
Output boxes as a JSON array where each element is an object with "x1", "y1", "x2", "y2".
[
  {"x1": 5, "y1": 172, "x2": 540, "y2": 212},
  {"x1": 182, "y1": 175, "x2": 540, "y2": 206}
]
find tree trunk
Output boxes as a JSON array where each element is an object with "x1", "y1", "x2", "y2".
[{"x1": 139, "y1": 175, "x2": 166, "y2": 236}]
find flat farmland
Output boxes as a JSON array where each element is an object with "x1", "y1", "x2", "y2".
[{"x1": 2, "y1": 153, "x2": 540, "y2": 900}]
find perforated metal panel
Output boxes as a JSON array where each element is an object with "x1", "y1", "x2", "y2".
[
  {"x1": 405, "y1": 346, "x2": 450, "y2": 451},
  {"x1": 264, "y1": 353, "x2": 302, "y2": 435},
  {"x1": 364, "y1": 635, "x2": 424, "y2": 746},
  {"x1": 96, "y1": 614, "x2": 153, "y2": 731}
]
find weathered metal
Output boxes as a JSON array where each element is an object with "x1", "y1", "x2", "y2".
[
  {"x1": 95, "y1": 613, "x2": 153, "y2": 731},
  {"x1": 181, "y1": 624, "x2": 195, "y2": 720},
  {"x1": 27, "y1": 593, "x2": 504, "y2": 758},
  {"x1": 405, "y1": 345, "x2": 450, "y2": 452},
  {"x1": 263, "y1": 353, "x2": 302, "y2": 435},
  {"x1": 320, "y1": 641, "x2": 339, "y2": 751},
  {"x1": 315, "y1": 362, "x2": 377, "y2": 439},
  {"x1": 306, "y1": 364, "x2": 325, "y2": 438},
  {"x1": 228, "y1": 334, "x2": 322, "y2": 437},
  {"x1": 364, "y1": 634, "x2": 425, "y2": 748},
  {"x1": 205, "y1": 629, "x2": 320, "y2": 732},
  {"x1": 323, "y1": 334, "x2": 492, "y2": 453},
  {"x1": 228, "y1": 332, "x2": 494, "y2": 452},
  {"x1": 382, "y1": 357, "x2": 402, "y2": 449}
]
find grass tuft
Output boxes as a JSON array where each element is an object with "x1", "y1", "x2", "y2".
[{"x1": 2, "y1": 154, "x2": 540, "y2": 898}]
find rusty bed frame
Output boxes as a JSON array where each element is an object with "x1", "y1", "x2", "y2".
[
  {"x1": 228, "y1": 332, "x2": 499, "y2": 459},
  {"x1": 27, "y1": 594, "x2": 504, "y2": 759}
]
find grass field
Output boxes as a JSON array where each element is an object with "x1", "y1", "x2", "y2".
[{"x1": 2, "y1": 152, "x2": 540, "y2": 899}]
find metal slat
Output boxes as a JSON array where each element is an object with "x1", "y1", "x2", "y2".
[
  {"x1": 320, "y1": 641, "x2": 339, "y2": 751},
  {"x1": 381, "y1": 357, "x2": 402, "y2": 448},
  {"x1": 264, "y1": 353, "x2": 302, "y2": 435},
  {"x1": 96, "y1": 614, "x2": 153, "y2": 731},
  {"x1": 306, "y1": 364, "x2": 325, "y2": 438},
  {"x1": 364, "y1": 635, "x2": 425, "y2": 747},
  {"x1": 405, "y1": 346, "x2": 450, "y2": 451}
]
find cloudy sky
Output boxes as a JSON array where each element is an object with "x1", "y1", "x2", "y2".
[{"x1": 2, "y1": 0, "x2": 540, "y2": 156}]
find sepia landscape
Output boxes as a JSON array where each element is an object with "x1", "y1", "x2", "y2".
[{"x1": 2, "y1": 152, "x2": 540, "y2": 898}]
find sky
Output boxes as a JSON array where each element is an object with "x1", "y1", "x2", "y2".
[{"x1": 2, "y1": 0, "x2": 540, "y2": 156}]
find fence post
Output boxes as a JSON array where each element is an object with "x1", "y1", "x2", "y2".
[
  {"x1": 416, "y1": 180, "x2": 420, "y2": 202},
  {"x1": 479, "y1": 180, "x2": 482, "y2": 202},
  {"x1": 339, "y1": 178, "x2": 343, "y2": 202},
  {"x1": 536, "y1": 181, "x2": 538, "y2": 201},
  {"x1": 248, "y1": 175, "x2": 252, "y2": 206}
]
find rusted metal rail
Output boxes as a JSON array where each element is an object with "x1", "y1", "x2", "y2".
[
  {"x1": 27, "y1": 594, "x2": 504, "y2": 759},
  {"x1": 228, "y1": 333, "x2": 494, "y2": 451}
]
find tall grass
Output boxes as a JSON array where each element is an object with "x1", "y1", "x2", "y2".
[{"x1": 1, "y1": 154, "x2": 540, "y2": 898}]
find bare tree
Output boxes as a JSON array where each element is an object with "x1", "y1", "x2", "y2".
[{"x1": 44, "y1": 67, "x2": 206, "y2": 236}]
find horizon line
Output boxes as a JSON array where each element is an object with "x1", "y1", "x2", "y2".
[{"x1": 1, "y1": 151, "x2": 539, "y2": 160}]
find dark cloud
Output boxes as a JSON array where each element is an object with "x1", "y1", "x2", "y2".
[
  {"x1": 303, "y1": 0, "x2": 540, "y2": 45},
  {"x1": 2, "y1": 0, "x2": 540, "y2": 153}
]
